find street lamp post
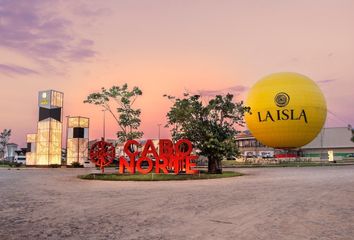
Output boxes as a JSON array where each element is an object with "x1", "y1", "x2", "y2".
[
  {"x1": 102, "y1": 109, "x2": 106, "y2": 140},
  {"x1": 65, "y1": 115, "x2": 70, "y2": 166},
  {"x1": 157, "y1": 123, "x2": 161, "y2": 140}
]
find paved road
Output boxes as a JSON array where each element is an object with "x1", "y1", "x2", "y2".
[{"x1": 1, "y1": 166, "x2": 354, "y2": 240}]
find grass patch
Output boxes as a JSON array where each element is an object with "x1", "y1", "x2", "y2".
[
  {"x1": 0, "y1": 163, "x2": 24, "y2": 168},
  {"x1": 0, "y1": 165, "x2": 11, "y2": 168},
  {"x1": 78, "y1": 171, "x2": 242, "y2": 181},
  {"x1": 222, "y1": 160, "x2": 354, "y2": 168}
]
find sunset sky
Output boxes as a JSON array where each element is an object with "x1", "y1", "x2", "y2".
[{"x1": 1, "y1": 0, "x2": 354, "y2": 147}]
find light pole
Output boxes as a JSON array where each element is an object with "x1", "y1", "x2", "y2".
[
  {"x1": 65, "y1": 115, "x2": 70, "y2": 166},
  {"x1": 102, "y1": 109, "x2": 106, "y2": 140},
  {"x1": 157, "y1": 123, "x2": 161, "y2": 140}
]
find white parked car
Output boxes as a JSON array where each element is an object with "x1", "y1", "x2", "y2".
[{"x1": 14, "y1": 155, "x2": 26, "y2": 165}]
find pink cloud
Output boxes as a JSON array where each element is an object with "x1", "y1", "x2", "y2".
[
  {"x1": 0, "y1": 64, "x2": 39, "y2": 76},
  {"x1": 0, "y1": 0, "x2": 97, "y2": 68}
]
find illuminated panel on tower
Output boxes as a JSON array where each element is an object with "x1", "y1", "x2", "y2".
[
  {"x1": 66, "y1": 116, "x2": 89, "y2": 166},
  {"x1": 35, "y1": 90, "x2": 63, "y2": 165},
  {"x1": 26, "y1": 134, "x2": 37, "y2": 165}
]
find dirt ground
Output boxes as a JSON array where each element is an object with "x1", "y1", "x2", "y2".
[{"x1": 1, "y1": 166, "x2": 354, "y2": 240}]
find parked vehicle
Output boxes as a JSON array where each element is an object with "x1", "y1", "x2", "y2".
[
  {"x1": 14, "y1": 155, "x2": 26, "y2": 164},
  {"x1": 260, "y1": 152, "x2": 273, "y2": 158}
]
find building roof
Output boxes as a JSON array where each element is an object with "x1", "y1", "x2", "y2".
[
  {"x1": 6, "y1": 143, "x2": 18, "y2": 147},
  {"x1": 235, "y1": 132, "x2": 254, "y2": 140},
  {"x1": 302, "y1": 127, "x2": 354, "y2": 149}
]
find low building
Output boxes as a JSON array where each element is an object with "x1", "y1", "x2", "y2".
[
  {"x1": 236, "y1": 127, "x2": 354, "y2": 161},
  {"x1": 301, "y1": 127, "x2": 354, "y2": 161},
  {"x1": 236, "y1": 132, "x2": 274, "y2": 158},
  {"x1": 5, "y1": 143, "x2": 19, "y2": 161}
]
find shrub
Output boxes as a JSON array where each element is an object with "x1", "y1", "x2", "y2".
[
  {"x1": 71, "y1": 161, "x2": 83, "y2": 168},
  {"x1": 49, "y1": 164, "x2": 61, "y2": 168},
  {"x1": 8, "y1": 162, "x2": 22, "y2": 167}
]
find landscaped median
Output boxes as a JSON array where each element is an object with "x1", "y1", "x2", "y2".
[{"x1": 78, "y1": 170, "x2": 243, "y2": 181}]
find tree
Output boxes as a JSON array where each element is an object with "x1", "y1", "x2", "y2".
[
  {"x1": 165, "y1": 93, "x2": 249, "y2": 174},
  {"x1": 84, "y1": 84, "x2": 143, "y2": 142},
  {"x1": 0, "y1": 129, "x2": 11, "y2": 160}
]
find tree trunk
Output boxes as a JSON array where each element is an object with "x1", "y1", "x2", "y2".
[{"x1": 208, "y1": 156, "x2": 223, "y2": 174}]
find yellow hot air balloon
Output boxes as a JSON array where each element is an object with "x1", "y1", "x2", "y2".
[{"x1": 245, "y1": 72, "x2": 327, "y2": 149}]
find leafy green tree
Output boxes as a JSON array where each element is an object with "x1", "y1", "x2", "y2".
[
  {"x1": 0, "y1": 129, "x2": 11, "y2": 160},
  {"x1": 84, "y1": 84, "x2": 143, "y2": 142},
  {"x1": 165, "y1": 93, "x2": 249, "y2": 173}
]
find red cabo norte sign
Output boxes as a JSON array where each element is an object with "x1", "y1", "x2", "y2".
[{"x1": 119, "y1": 139, "x2": 199, "y2": 175}]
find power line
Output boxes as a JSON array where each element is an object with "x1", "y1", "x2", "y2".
[{"x1": 327, "y1": 109, "x2": 351, "y2": 126}]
